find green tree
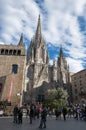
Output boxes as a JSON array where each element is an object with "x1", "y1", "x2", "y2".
[{"x1": 46, "y1": 87, "x2": 68, "y2": 108}]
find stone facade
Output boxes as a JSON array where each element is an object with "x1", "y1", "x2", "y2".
[
  {"x1": 0, "y1": 16, "x2": 72, "y2": 106},
  {"x1": 0, "y1": 34, "x2": 26, "y2": 107},
  {"x1": 71, "y1": 69, "x2": 86, "y2": 104},
  {"x1": 24, "y1": 15, "x2": 71, "y2": 103}
]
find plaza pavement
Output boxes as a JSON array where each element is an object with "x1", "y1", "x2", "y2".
[{"x1": 0, "y1": 116, "x2": 86, "y2": 130}]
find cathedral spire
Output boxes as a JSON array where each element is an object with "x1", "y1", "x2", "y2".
[
  {"x1": 18, "y1": 33, "x2": 24, "y2": 46},
  {"x1": 60, "y1": 45, "x2": 64, "y2": 57},
  {"x1": 35, "y1": 14, "x2": 42, "y2": 40}
]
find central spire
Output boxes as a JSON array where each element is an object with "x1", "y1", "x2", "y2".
[
  {"x1": 35, "y1": 15, "x2": 42, "y2": 40},
  {"x1": 60, "y1": 45, "x2": 64, "y2": 57}
]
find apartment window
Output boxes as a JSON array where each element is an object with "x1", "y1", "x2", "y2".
[
  {"x1": 74, "y1": 84, "x2": 77, "y2": 87},
  {"x1": 75, "y1": 89, "x2": 78, "y2": 93},
  {"x1": 75, "y1": 96, "x2": 78, "y2": 100},
  {"x1": 74, "y1": 77, "x2": 76, "y2": 80},
  {"x1": 80, "y1": 80, "x2": 82, "y2": 85},
  {"x1": 79, "y1": 75, "x2": 81, "y2": 78},
  {"x1": 12, "y1": 64, "x2": 18, "y2": 74}
]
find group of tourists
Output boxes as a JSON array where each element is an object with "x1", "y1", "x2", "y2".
[
  {"x1": 68, "y1": 104, "x2": 86, "y2": 121},
  {"x1": 13, "y1": 103, "x2": 47, "y2": 128},
  {"x1": 13, "y1": 103, "x2": 86, "y2": 129},
  {"x1": 54, "y1": 104, "x2": 86, "y2": 121}
]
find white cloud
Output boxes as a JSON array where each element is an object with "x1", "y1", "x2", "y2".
[
  {"x1": 0, "y1": 41, "x2": 5, "y2": 44},
  {"x1": 66, "y1": 57, "x2": 84, "y2": 73},
  {"x1": 0, "y1": 0, "x2": 86, "y2": 73},
  {"x1": 0, "y1": 0, "x2": 41, "y2": 44},
  {"x1": 49, "y1": 59, "x2": 53, "y2": 66}
]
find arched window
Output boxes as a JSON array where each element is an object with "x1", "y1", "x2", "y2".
[
  {"x1": 13, "y1": 50, "x2": 16, "y2": 55},
  {"x1": 17, "y1": 50, "x2": 21, "y2": 55},
  {"x1": 5, "y1": 49, "x2": 8, "y2": 55},
  {"x1": 12, "y1": 64, "x2": 18, "y2": 74},
  {"x1": 1, "y1": 49, "x2": 4, "y2": 55},
  {"x1": 9, "y1": 50, "x2": 13, "y2": 55}
]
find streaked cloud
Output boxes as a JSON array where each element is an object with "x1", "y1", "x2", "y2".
[{"x1": 0, "y1": 0, "x2": 86, "y2": 73}]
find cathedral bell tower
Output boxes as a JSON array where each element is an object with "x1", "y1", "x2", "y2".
[
  {"x1": 26, "y1": 15, "x2": 49, "y2": 102},
  {"x1": 27, "y1": 15, "x2": 49, "y2": 65},
  {"x1": 57, "y1": 46, "x2": 69, "y2": 87}
]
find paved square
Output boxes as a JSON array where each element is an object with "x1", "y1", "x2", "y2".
[{"x1": 0, "y1": 117, "x2": 86, "y2": 130}]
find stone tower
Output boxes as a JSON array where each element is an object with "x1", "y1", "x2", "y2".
[
  {"x1": 26, "y1": 15, "x2": 49, "y2": 101},
  {"x1": 57, "y1": 45, "x2": 72, "y2": 102},
  {"x1": 57, "y1": 45, "x2": 70, "y2": 86},
  {"x1": 0, "y1": 34, "x2": 26, "y2": 107},
  {"x1": 24, "y1": 16, "x2": 71, "y2": 103}
]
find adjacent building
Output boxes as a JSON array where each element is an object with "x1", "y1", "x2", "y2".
[
  {"x1": 0, "y1": 34, "x2": 26, "y2": 107},
  {"x1": 71, "y1": 69, "x2": 86, "y2": 104}
]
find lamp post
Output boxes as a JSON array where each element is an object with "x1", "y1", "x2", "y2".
[{"x1": 17, "y1": 92, "x2": 22, "y2": 107}]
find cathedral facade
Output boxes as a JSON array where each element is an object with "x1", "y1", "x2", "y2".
[
  {"x1": 0, "y1": 15, "x2": 72, "y2": 108},
  {"x1": 24, "y1": 15, "x2": 71, "y2": 103}
]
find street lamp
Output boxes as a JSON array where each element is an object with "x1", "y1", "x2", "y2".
[{"x1": 17, "y1": 92, "x2": 22, "y2": 107}]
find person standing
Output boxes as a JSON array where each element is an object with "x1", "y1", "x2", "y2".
[
  {"x1": 29, "y1": 105, "x2": 34, "y2": 124},
  {"x1": 13, "y1": 105, "x2": 18, "y2": 123},
  {"x1": 18, "y1": 106, "x2": 23, "y2": 124},
  {"x1": 39, "y1": 105, "x2": 47, "y2": 129},
  {"x1": 62, "y1": 107, "x2": 67, "y2": 121}
]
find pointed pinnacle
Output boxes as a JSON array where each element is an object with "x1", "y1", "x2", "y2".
[
  {"x1": 18, "y1": 33, "x2": 23, "y2": 46},
  {"x1": 60, "y1": 45, "x2": 64, "y2": 57},
  {"x1": 35, "y1": 14, "x2": 42, "y2": 39}
]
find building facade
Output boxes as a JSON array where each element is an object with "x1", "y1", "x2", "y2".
[
  {"x1": 24, "y1": 15, "x2": 71, "y2": 103},
  {"x1": 0, "y1": 34, "x2": 26, "y2": 107},
  {"x1": 0, "y1": 16, "x2": 72, "y2": 106},
  {"x1": 71, "y1": 69, "x2": 86, "y2": 104}
]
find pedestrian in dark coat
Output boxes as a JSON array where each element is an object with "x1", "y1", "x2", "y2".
[
  {"x1": 18, "y1": 107, "x2": 23, "y2": 124},
  {"x1": 13, "y1": 105, "x2": 18, "y2": 123},
  {"x1": 62, "y1": 107, "x2": 67, "y2": 121},
  {"x1": 29, "y1": 105, "x2": 34, "y2": 124}
]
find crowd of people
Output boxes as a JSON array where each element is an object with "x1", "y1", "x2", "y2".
[
  {"x1": 54, "y1": 104, "x2": 86, "y2": 121},
  {"x1": 13, "y1": 103, "x2": 86, "y2": 129}
]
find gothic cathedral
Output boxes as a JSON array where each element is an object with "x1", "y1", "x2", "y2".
[{"x1": 24, "y1": 15, "x2": 71, "y2": 103}]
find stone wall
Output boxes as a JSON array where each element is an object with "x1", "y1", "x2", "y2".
[{"x1": 0, "y1": 44, "x2": 26, "y2": 107}]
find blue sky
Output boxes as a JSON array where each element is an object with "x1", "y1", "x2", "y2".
[{"x1": 0, "y1": 0, "x2": 86, "y2": 73}]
